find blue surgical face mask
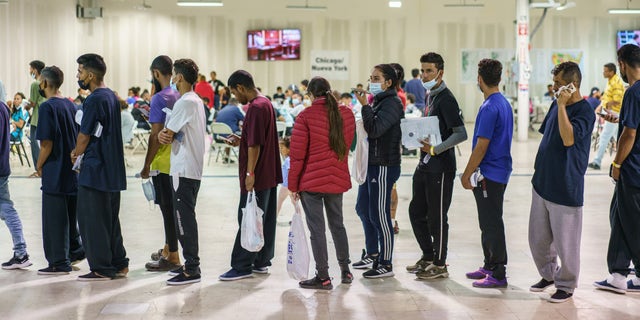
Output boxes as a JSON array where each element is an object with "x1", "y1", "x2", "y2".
[
  {"x1": 422, "y1": 71, "x2": 440, "y2": 91},
  {"x1": 292, "y1": 98, "x2": 300, "y2": 105},
  {"x1": 170, "y1": 77, "x2": 177, "y2": 91},
  {"x1": 369, "y1": 82, "x2": 383, "y2": 95},
  {"x1": 141, "y1": 179, "x2": 155, "y2": 202}
]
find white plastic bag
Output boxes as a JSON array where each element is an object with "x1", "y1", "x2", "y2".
[
  {"x1": 286, "y1": 202, "x2": 310, "y2": 280},
  {"x1": 241, "y1": 191, "x2": 264, "y2": 252},
  {"x1": 351, "y1": 119, "x2": 368, "y2": 185}
]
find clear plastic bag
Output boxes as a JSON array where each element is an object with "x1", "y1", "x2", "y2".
[
  {"x1": 286, "y1": 201, "x2": 310, "y2": 280},
  {"x1": 241, "y1": 191, "x2": 265, "y2": 252},
  {"x1": 351, "y1": 120, "x2": 368, "y2": 185}
]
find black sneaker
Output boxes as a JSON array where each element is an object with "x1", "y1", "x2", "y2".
[
  {"x1": 406, "y1": 258, "x2": 432, "y2": 273},
  {"x1": 588, "y1": 162, "x2": 601, "y2": 170},
  {"x1": 352, "y1": 249, "x2": 376, "y2": 269},
  {"x1": 341, "y1": 270, "x2": 354, "y2": 284},
  {"x1": 38, "y1": 266, "x2": 71, "y2": 275},
  {"x1": 548, "y1": 289, "x2": 573, "y2": 303},
  {"x1": 252, "y1": 266, "x2": 269, "y2": 274},
  {"x1": 363, "y1": 265, "x2": 394, "y2": 279},
  {"x1": 299, "y1": 276, "x2": 333, "y2": 290},
  {"x1": 146, "y1": 257, "x2": 181, "y2": 272},
  {"x1": 530, "y1": 278, "x2": 555, "y2": 292},
  {"x1": 1, "y1": 254, "x2": 32, "y2": 270},
  {"x1": 77, "y1": 271, "x2": 112, "y2": 281},
  {"x1": 167, "y1": 272, "x2": 201, "y2": 285},
  {"x1": 168, "y1": 265, "x2": 184, "y2": 276}
]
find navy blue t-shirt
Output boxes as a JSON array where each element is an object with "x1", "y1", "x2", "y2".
[
  {"x1": 36, "y1": 97, "x2": 78, "y2": 195},
  {"x1": 216, "y1": 104, "x2": 244, "y2": 133},
  {"x1": 618, "y1": 80, "x2": 640, "y2": 188},
  {"x1": 473, "y1": 93, "x2": 513, "y2": 184},
  {"x1": 0, "y1": 102, "x2": 10, "y2": 177},
  {"x1": 532, "y1": 99, "x2": 595, "y2": 207},
  {"x1": 79, "y1": 88, "x2": 126, "y2": 192}
]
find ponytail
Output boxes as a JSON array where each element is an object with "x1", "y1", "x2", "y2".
[{"x1": 308, "y1": 77, "x2": 347, "y2": 161}]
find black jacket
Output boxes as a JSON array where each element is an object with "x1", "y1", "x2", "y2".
[{"x1": 362, "y1": 89, "x2": 404, "y2": 166}]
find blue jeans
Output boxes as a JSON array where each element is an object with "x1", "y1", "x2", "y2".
[
  {"x1": 0, "y1": 176, "x2": 27, "y2": 256},
  {"x1": 29, "y1": 125, "x2": 39, "y2": 165},
  {"x1": 593, "y1": 121, "x2": 618, "y2": 166},
  {"x1": 355, "y1": 165, "x2": 401, "y2": 266}
]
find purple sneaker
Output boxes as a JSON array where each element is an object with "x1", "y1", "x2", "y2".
[
  {"x1": 466, "y1": 267, "x2": 492, "y2": 280},
  {"x1": 472, "y1": 275, "x2": 508, "y2": 288}
]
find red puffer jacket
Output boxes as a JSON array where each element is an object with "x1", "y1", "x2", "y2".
[{"x1": 288, "y1": 98, "x2": 355, "y2": 193}]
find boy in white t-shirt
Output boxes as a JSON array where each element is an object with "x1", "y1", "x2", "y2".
[{"x1": 158, "y1": 58, "x2": 206, "y2": 286}]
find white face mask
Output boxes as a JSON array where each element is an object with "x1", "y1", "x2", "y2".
[
  {"x1": 170, "y1": 77, "x2": 177, "y2": 91},
  {"x1": 292, "y1": 98, "x2": 300, "y2": 105},
  {"x1": 369, "y1": 82, "x2": 383, "y2": 95},
  {"x1": 30, "y1": 73, "x2": 36, "y2": 80},
  {"x1": 303, "y1": 99, "x2": 311, "y2": 105}
]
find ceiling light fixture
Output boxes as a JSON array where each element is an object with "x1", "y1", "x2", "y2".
[
  {"x1": 389, "y1": 1, "x2": 402, "y2": 8},
  {"x1": 286, "y1": 0, "x2": 327, "y2": 10},
  {"x1": 609, "y1": 0, "x2": 640, "y2": 14},
  {"x1": 177, "y1": 0, "x2": 223, "y2": 7},
  {"x1": 444, "y1": 0, "x2": 484, "y2": 8},
  {"x1": 556, "y1": 2, "x2": 576, "y2": 11}
]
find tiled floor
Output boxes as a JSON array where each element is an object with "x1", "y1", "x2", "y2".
[{"x1": 1, "y1": 127, "x2": 638, "y2": 319}]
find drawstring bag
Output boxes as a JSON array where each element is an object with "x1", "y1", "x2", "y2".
[
  {"x1": 241, "y1": 191, "x2": 265, "y2": 252},
  {"x1": 286, "y1": 201, "x2": 310, "y2": 280},
  {"x1": 351, "y1": 119, "x2": 368, "y2": 185}
]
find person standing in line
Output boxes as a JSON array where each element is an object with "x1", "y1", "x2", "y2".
[
  {"x1": 35, "y1": 66, "x2": 85, "y2": 275},
  {"x1": 407, "y1": 52, "x2": 467, "y2": 280},
  {"x1": 158, "y1": 58, "x2": 207, "y2": 285},
  {"x1": 460, "y1": 59, "x2": 513, "y2": 288},
  {"x1": 528, "y1": 61, "x2": 594, "y2": 303},
  {"x1": 350, "y1": 64, "x2": 403, "y2": 279},
  {"x1": 140, "y1": 56, "x2": 182, "y2": 272},
  {"x1": 404, "y1": 68, "x2": 426, "y2": 113},
  {"x1": 72, "y1": 53, "x2": 128, "y2": 281},
  {"x1": 219, "y1": 70, "x2": 282, "y2": 281},
  {"x1": 389, "y1": 63, "x2": 406, "y2": 235},
  {"x1": 26, "y1": 60, "x2": 46, "y2": 177},
  {"x1": 594, "y1": 44, "x2": 640, "y2": 294},
  {"x1": 0, "y1": 99, "x2": 32, "y2": 271},
  {"x1": 588, "y1": 63, "x2": 625, "y2": 170},
  {"x1": 288, "y1": 76, "x2": 356, "y2": 290}
]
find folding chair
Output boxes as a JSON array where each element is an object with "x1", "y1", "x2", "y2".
[
  {"x1": 275, "y1": 121, "x2": 287, "y2": 138},
  {"x1": 209, "y1": 122, "x2": 238, "y2": 165}
]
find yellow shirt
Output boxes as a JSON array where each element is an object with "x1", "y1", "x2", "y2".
[
  {"x1": 601, "y1": 73, "x2": 624, "y2": 114},
  {"x1": 151, "y1": 144, "x2": 171, "y2": 174}
]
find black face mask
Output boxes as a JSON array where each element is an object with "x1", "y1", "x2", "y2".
[
  {"x1": 153, "y1": 78, "x2": 162, "y2": 93},
  {"x1": 38, "y1": 84, "x2": 46, "y2": 98}
]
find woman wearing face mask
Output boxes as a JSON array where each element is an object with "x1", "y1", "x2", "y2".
[
  {"x1": 351, "y1": 64, "x2": 404, "y2": 278},
  {"x1": 10, "y1": 93, "x2": 28, "y2": 142}
]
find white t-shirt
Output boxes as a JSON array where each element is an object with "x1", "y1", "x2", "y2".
[{"x1": 165, "y1": 91, "x2": 207, "y2": 180}]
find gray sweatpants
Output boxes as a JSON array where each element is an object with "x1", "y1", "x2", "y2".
[
  {"x1": 528, "y1": 188, "x2": 583, "y2": 293},
  {"x1": 300, "y1": 192, "x2": 350, "y2": 279}
]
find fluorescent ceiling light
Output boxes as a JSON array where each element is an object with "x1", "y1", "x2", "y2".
[
  {"x1": 286, "y1": 0, "x2": 327, "y2": 10},
  {"x1": 444, "y1": 0, "x2": 484, "y2": 8},
  {"x1": 389, "y1": 1, "x2": 402, "y2": 8},
  {"x1": 556, "y1": 2, "x2": 575, "y2": 11},
  {"x1": 177, "y1": 1, "x2": 223, "y2": 7},
  {"x1": 609, "y1": 8, "x2": 640, "y2": 14},
  {"x1": 530, "y1": 0, "x2": 560, "y2": 8}
]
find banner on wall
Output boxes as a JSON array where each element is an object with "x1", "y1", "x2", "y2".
[
  {"x1": 310, "y1": 50, "x2": 349, "y2": 80},
  {"x1": 460, "y1": 48, "x2": 584, "y2": 85}
]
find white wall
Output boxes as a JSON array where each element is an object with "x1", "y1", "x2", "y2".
[{"x1": 1, "y1": 0, "x2": 640, "y2": 121}]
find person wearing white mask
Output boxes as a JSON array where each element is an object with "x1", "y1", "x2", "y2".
[
  {"x1": 351, "y1": 64, "x2": 404, "y2": 278},
  {"x1": 407, "y1": 52, "x2": 467, "y2": 280},
  {"x1": 290, "y1": 93, "x2": 305, "y2": 117}
]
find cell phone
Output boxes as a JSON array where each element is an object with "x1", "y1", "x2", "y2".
[
  {"x1": 351, "y1": 88, "x2": 366, "y2": 97},
  {"x1": 224, "y1": 133, "x2": 241, "y2": 144}
]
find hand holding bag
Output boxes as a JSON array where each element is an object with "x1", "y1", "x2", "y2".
[{"x1": 240, "y1": 191, "x2": 265, "y2": 252}]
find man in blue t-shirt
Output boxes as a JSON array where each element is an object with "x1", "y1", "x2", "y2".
[
  {"x1": 35, "y1": 66, "x2": 85, "y2": 275},
  {"x1": 140, "y1": 56, "x2": 182, "y2": 273},
  {"x1": 460, "y1": 59, "x2": 513, "y2": 288},
  {"x1": 403, "y1": 68, "x2": 426, "y2": 112},
  {"x1": 528, "y1": 62, "x2": 595, "y2": 303},
  {"x1": 214, "y1": 99, "x2": 245, "y2": 163},
  {"x1": 72, "y1": 53, "x2": 128, "y2": 281},
  {"x1": 595, "y1": 44, "x2": 640, "y2": 294}
]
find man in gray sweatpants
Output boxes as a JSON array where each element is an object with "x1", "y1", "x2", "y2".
[{"x1": 527, "y1": 61, "x2": 595, "y2": 303}]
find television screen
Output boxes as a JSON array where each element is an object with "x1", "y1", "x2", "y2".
[
  {"x1": 247, "y1": 29, "x2": 301, "y2": 61},
  {"x1": 617, "y1": 30, "x2": 640, "y2": 49}
]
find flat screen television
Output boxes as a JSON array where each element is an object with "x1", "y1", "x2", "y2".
[
  {"x1": 247, "y1": 29, "x2": 301, "y2": 61},
  {"x1": 617, "y1": 30, "x2": 640, "y2": 49}
]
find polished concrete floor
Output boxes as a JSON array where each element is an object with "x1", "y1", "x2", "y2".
[{"x1": 1, "y1": 126, "x2": 637, "y2": 320}]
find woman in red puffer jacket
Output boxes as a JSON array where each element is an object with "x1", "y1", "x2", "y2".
[{"x1": 288, "y1": 76, "x2": 355, "y2": 290}]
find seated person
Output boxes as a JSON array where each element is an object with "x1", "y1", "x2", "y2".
[
  {"x1": 131, "y1": 100, "x2": 151, "y2": 130},
  {"x1": 213, "y1": 98, "x2": 244, "y2": 163},
  {"x1": 120, "y1": 99, "x2": 135, "y2": 146},
  {"x1": 10, "y1": 93, "x2": 28, "y2": 142},
  {"x1": 405, "y1": 93, "x2": 422, "y2": 118}
]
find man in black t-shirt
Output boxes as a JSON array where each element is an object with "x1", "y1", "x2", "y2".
[{"x1": 407, "y1": 52, "x2": 468, "y2": 280}]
